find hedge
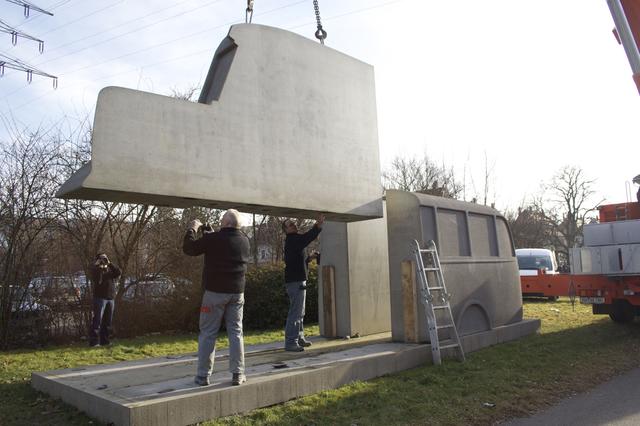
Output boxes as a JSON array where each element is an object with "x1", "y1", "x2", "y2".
[{"x1": 113, "y1": 262, "x2": 319, "y2": 338}]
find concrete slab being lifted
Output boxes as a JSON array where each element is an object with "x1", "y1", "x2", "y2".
[
  {"x1": 32, "y1": 320, "x2": 539, "y2": 426},
  {"x1": 56, "y1": 24, "x2": 383, "y2": 222}
]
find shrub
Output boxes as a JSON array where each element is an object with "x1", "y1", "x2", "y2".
[
  {"x1": 242, "y1": 262, "x2": 318, "y2": 330},
  {"x1": 112, "y1": 262, "x2": 319, "y2": 338}
]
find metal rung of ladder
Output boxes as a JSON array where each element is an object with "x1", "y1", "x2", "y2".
[
  {"x1": 436, "y1": 324, "x2": 454, "y2": 330},
  {"x1": 412, "y1": 239, "x2": 465, "y2": 365},
  {"x1": 440, "y1": 343, "x2": 461, "y2": 350}
]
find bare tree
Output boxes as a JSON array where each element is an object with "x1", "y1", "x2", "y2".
[
  {"x1": 505, "y1": 203, "x2": 555, "y2": 249},
  {"x1": 0, "y1": 126, "x2": 66, "y2": 348},
  {"x1": 538, "y1": 166, "x2": 601, "y2": 263},
  {"x1": 382, "y1": 155, "x2": 463, "y2": 199}
]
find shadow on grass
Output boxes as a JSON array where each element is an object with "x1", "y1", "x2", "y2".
[
  {"x1": 2, "y1": 319, "x2": 637, "y2": 426},
  {"x1": 0, "y1": 381, "x2": 98, "y2": 426},
  {"x1": 0, "y1": 326, "x2": 316, "y2": 426},
  {"x1": 213, "y1": 320, "x2": 640, "y2": 426}
]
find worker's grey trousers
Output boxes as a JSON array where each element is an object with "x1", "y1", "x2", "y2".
[
  {"x1": 284, "y1": 281, "x2": 306, "y2": 348},
  {"x1": 197, "y1": 291, "x2": 244, "y2": 378}
]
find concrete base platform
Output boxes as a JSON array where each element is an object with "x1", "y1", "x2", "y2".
[{"x1": 32, "y1": 320, "x2": 539, "y2": 426}]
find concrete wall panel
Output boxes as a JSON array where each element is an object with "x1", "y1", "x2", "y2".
[
  {"x1": 57, "y1": 24, "x2": 382, "y2": 222},
  {"x1": 319, "y1": 215, "x2": 391, "y2": 337}
]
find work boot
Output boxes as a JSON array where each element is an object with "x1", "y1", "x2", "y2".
[
  {"x1": 232, "y1": 373, "x2": 246, "y2": 386},
  {"x1": 194, "y1": 376, "x2": 210, "y2": 386},
  {"x1": 298, "y1": 338, "x2": 312, "y2": 347},
  {"x1": 285, "y1": 345, "x2": 304, "y2": 352}
]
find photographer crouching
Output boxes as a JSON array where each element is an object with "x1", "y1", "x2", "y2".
[{"x1": 88, "y1": 253, "x2": 121, "y2": 347}]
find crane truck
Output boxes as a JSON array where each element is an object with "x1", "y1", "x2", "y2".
[{"x1": 573, "y1": 194, "x2": 640, "y2": 322}]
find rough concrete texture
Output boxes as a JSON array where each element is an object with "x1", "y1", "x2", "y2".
[
  {"x1": 385, "y1": 190, "x2": 524, "y2": 343},
  {"x1": 56, "y1": 24, "x2": 383, "y2": 222},
  {"x1": 319, "y1": 215, "x2": 391, "y2": 337},
  {"x1": 32, "y1": 321, "x2": 538, "y2": 426}
]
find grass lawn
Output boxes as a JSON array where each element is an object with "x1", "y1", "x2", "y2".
[{"x1": 2, "y1": 300, "x2": 640, "y2": 425}]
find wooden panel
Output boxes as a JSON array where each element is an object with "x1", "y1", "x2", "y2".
[
  {"x1": 322, "y1": 265, "x2": 337, "y2": 338},
  {"x1": 401, "y1": 261, "x2": 418, "y2": 343}
]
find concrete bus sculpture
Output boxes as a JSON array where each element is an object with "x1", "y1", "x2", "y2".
[
  {"x1": 39, "y1": 22, "x2": 539, "y2": 426},
  {"x1": 385, "y1": 190, "x2": 530, "y2": 345}
]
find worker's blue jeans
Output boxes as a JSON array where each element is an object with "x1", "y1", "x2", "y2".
[
  {"x1": 284, "y1": 281, "x2": 306, "y2": 348},
  {"x1": 197, "y1": 291, "x2": 245, "y2": 378},
  {"x1": 89, "y1": 298, "x2": 114, "y2": 346}
]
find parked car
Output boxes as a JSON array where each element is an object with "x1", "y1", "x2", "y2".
[
  {"x1": 123, "y1": 274, "x2": 176, "y2": 303},
  {"x1": 29, "y1": 276, "x2": 82, "y2": 305},
  {"x1": 515, "y1": 248, "x2": 558, "y2": 276},
  {"x1": 8, "y1": 285, "x2": 51, "y2": 340}
]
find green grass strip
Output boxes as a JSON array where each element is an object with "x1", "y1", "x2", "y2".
[{"x1": 2, "y1": 301, "x2": 640, "y2": 425}]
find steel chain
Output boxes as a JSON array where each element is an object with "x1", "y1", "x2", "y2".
[{"x1": 313, "y1": 0, "x2": 327, "y2": 44}]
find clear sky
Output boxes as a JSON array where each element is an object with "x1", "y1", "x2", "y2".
[{"x1": 1, "y1": 0, "x2": 638, "y2": 211}]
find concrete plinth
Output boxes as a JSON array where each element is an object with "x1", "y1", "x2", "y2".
[{"x1": 32, "y1": 321, "x2": 538, "y2": 426}]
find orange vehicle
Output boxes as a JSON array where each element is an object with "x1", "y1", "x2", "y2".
[
  {"x1": 519, "y1": 270, "x2": 573, "y2": 300},
  {"x1": 518, "y1": 193, "x2": 640, "y2": 323},
  {"x1": 573, "y1": 199, "x2": 640, "y2": 322},
  {"x1": 517, "y1": 249, "x2": 570, "y2": 300}
]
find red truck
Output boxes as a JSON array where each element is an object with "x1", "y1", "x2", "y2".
[
  {"x1": 573, "y1": 200, "x2": 640, "y2": 322},
  {"x1": 517, "y1": 198, "x2": 640, "y2": 324}
]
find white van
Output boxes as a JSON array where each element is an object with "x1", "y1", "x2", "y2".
[{"x1": 515, "y1": 248, "x2": 558, "y2": 276}]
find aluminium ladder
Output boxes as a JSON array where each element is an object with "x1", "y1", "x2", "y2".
[{"x1": 412, "y1": 239, "x2": 465, "y2": 365}]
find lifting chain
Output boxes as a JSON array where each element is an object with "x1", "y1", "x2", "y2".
[
  {"x1": 245, "y1": 0, "x2": 254, "y2": 23},
  {"x1": 313, "y1": 0, "x2": 327, "y2": 45}
]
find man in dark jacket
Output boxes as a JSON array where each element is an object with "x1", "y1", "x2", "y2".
[
  {"x1": 282, "y1": 214, "x2": 324, "y2": 351},
  {"x1": 183, "y1": 209, "x2": 251, "y2": 386},
  {"x1": 88, "y1": 253, "x2": 121, "y2": 347}
]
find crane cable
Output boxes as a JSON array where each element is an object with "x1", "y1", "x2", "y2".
[
  {"x1": 244, "y1": 0, "x2": 326, "y2": 44},
  {"x1": 246, "y1": 0, "x2": 254, "y2": 23},
  {"x1": 313, "y1": 0, "x2": 327, "y2": 44}
]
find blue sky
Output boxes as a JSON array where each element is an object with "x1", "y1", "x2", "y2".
[{"x1": 1, "y1": 0, "x2": 638, "y2": 211}]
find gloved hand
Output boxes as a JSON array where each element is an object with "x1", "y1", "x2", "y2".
[{"x1": 187, "y1": 219, "x2": 202, "y2": 233}]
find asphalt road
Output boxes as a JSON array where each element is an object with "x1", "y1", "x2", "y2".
[{"x1": 504, "y1": 367, "x2": 640, "y2": 425}]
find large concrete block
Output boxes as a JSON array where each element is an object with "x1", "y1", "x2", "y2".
[{"x1": 57, "y1": 24, "x2": 383, "y2": 222}]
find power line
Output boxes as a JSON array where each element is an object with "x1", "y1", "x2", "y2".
[
  {"x1": 2, "y1": 0, "x2": 308, "y2": 106},
  {"x1": 4, "y1": 0, "x2": 54, "y2": 17},
  {"x1": 34, "y1": 0, "x2": 126, "y2": 38},
  {"x1": 0, "y1": 18, "x2": 45, "y2": 52},
  {"x1": 28, "y1": 0, "x2": 197, "y2": 58},
  {"x1": 60, "y1": 0, "x2": 307, "y2": 76},
  {"x1": 0, "y1": 52, "x2": 57, "y2": 87},
  {"x1": 12, "y1": 0, "x2": 73, "y2": 29},
  {"x1": 31, "y1": 0, "x2": 224, "y2": 67},
  {"x1": 4, "y1": 0, "x2": 413, "y2": 111},
  {"x1": 2, "y1": 0, "x2": 57, "y2": 85}
]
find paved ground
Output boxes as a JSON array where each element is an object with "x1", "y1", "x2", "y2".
[{"x1": 504, "y1": 367, "x2": 640, "y2": 425}]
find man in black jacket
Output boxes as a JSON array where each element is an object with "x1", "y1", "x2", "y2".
[
  {"x1": 88, "y1": 253, "x2": 121, "y2": 347},
  {"x1": 183, "y1": 209, "x2": 251, "y2": 386},
  {"x1": 282, "y1": 214, "x2": 324, "y2": 351}
]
